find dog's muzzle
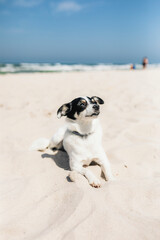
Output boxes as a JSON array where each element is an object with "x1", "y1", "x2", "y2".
[
  {"x1": 93, "y1": 104, "x2": 99, "y2": 111},
  {"x1": 86, "y1": 111, "x2": 100, "y2": 117},
  {"x1": 92, "y1": 104, "x2": 100, "y2": 116},
  {"x1": 86, "y1": 104, "x2": 100, "y2": 117}
]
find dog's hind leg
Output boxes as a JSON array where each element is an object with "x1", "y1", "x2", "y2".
[
  {"x1": 30, "y1": 125, "x2": 67, "y2": 152},
  {"x1": 30, "y1": 138, "x2": 50, "y2": 151},
  {"x1": 69, "y1": 162, "x2": 101, "y2": 188},
  {"x1": 49, "y1": 125, "x2": 67, "y2": 150}
]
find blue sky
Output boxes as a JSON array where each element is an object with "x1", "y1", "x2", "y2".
[{"x1": 0, "y1": 0, "x2": 160, "y2": 63}]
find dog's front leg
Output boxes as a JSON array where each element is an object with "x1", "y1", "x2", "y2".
[
  {"x1": 98, "y1": 151, "x2": 115, "y2": 181},
  {"x1": 70, "y1": 162, "x2": 101, "y2": 188}
]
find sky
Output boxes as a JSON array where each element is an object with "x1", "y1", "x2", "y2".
[{"x1": 0, "y1": 0, "x2": 160, "y2": 64}]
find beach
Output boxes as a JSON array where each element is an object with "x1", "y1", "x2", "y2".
[{"x1": 0, "y1": 69, "x2": 160, "y2": 240}]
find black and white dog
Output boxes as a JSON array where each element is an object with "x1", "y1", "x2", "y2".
[{"x1": 31, "y1": 96, "x2": 114, "y2": 188}]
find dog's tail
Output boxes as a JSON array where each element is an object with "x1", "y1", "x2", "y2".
[{"x1": 29, "y1": 138, "x2": 50, "y2": 151}]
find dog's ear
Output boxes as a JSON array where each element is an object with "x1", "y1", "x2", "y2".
[
  {"x1": 57, "y1": 102, "x2": 72, "y2": 118},
  {"x1": 91, "y1": 96, "x2": 104, "y2": 105}
]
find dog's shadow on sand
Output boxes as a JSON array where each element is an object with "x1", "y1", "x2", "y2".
[
  {"x1": 41, "y1": 150, "x2": 100, "y2": 183},
  {"x1": 41, "y1": 150, "x2": 72, "y2": 182},
  {"x1": 41, "y1": 150, "x2": 70, "y2": 171}
]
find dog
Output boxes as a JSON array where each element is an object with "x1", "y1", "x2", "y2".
[{"x1": 31, "y1": 96, "x2": 114, "y2": 188}]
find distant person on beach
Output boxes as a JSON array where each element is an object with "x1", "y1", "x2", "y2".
[
  {"x1": 142, "y1": 57, "x2": 148, "y2": 69},
  {"x1": 130, "y1": 64, "x2": 136, "y2": 70}
]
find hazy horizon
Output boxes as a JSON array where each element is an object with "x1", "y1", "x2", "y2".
[{"x1": 0, "y1": 60, "x2": 160, "y2": 65}]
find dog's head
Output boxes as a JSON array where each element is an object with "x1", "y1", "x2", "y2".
[{"x1": 57, "y1": 96, "x2": 104, "y2": 120}]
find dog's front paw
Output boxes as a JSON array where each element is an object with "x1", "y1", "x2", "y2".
[
  {"x1": 89, "y1": 177, "x2": 101, "y2": 188},
  {"x1": 105, "y1": 176, "x2": 116, "y2": 181}
]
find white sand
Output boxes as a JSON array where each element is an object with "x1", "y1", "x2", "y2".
[{"x1": 0, "y1": 70, "x2": 160, "y2": 240}]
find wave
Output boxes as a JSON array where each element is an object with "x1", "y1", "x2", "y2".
[{"x1": 0, "y1": 63, "x2": 160, "y2": 73}]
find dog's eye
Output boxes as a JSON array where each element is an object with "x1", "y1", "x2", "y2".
[
  {"x1": 80, "y1": 103, "x2": 85, "y2": 107},
  {"x1": 91, "y1": 99, "x2": 96, "y2": 104}
]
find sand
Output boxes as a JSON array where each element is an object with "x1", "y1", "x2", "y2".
[{"x1": 0, "y1": 70, "x2": 160, "y2": 240}]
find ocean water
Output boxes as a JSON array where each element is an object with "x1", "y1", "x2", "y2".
[{"x1": 0, "y1": 63, "x2": 160, "y2": 73}]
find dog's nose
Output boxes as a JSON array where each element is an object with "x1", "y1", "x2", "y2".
[{"x1": 93, "y1": 104, "x2": 99, "y2": 111}]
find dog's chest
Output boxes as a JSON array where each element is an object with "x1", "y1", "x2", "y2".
[{"x1": 63, "y1": 131, "x2": 101, "y2": 160}]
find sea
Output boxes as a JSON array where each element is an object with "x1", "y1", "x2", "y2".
[{"x1": 0, "y1": 63, "x2": 160, "y2": 73}]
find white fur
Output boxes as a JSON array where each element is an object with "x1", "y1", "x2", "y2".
[
  {"x1": 29, "y1": 138, "x2": 50, "y2": 151},
  {"x1": 31, "y1": 97, "x2": 114, "y2": 187}
]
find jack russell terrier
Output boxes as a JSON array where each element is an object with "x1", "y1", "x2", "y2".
[{"x1": 31, "y1": 96, "x2": 114, "y2": 188}]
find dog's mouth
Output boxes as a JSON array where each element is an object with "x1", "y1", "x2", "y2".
[{"x1": 86, "y1": 112, "x2": 100, "y2": 117}]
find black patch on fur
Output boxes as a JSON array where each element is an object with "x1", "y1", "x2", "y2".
[
  {"x1": 57, "y1": 102, "x2": 72, "y2": 118},
  {"x1": 91, "y1": 96, "x2": 104, "y2": 105},
  {"x1": 66, "y1": 97, "x2": 88, "y2": 120}
]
